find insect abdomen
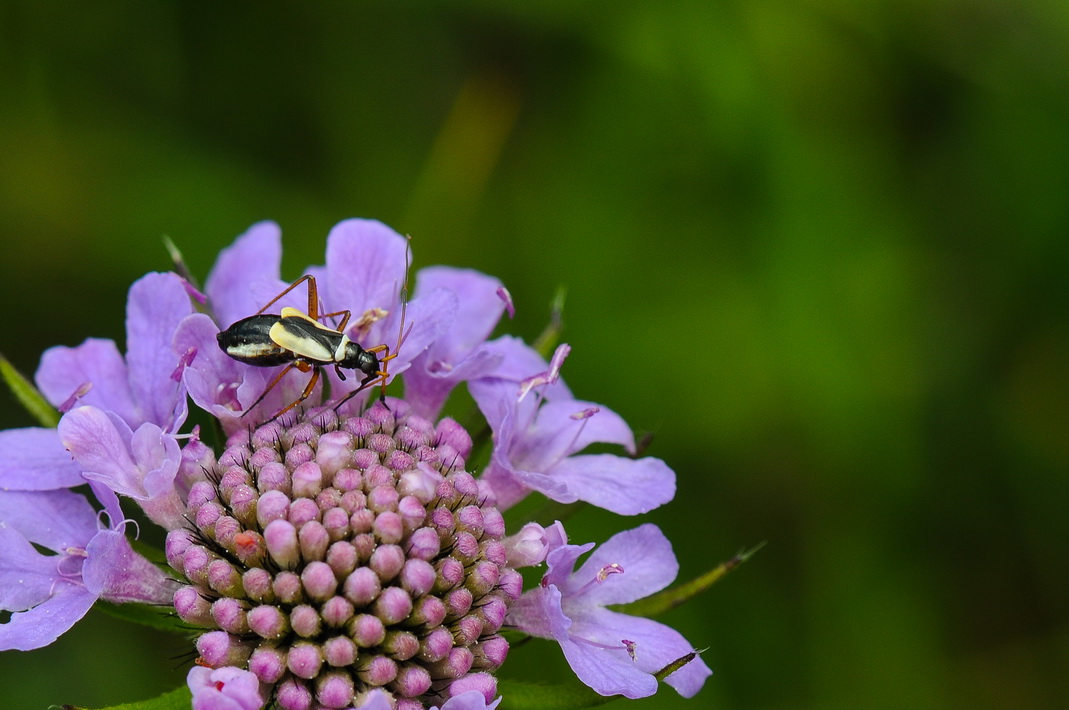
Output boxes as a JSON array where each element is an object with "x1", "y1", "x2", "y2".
[{"x1": 217, "y1": 314, "x2": 294, "y2": 367}]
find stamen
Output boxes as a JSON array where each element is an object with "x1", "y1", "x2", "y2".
[
  {"x1": 516, "y1": 344, "x2": 571, "y2": 402},
  {"x1": 496, "y1": 286, "x2": 515, "y2": 319},
  {"x1": 571, "y1": 562, "x2": 624, "y2": 598},
  {"x1": 172, "y1": 346, "x2": 197, "y2": 382},
  {"x1": 58, "y1": 382, "x2": 93, "y2": 413}
]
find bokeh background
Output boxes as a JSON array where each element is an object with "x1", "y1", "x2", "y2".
[{"x1": 2, "y1": 2, "x2": 1068, "y2": 709}]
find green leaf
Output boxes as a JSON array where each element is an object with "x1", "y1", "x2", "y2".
[
  {"x1": 59, "y1": 684, "x2": 191, "y2": 710},
  {"x1": 497, "y1": 678, "x2": 615, "y2": 710},
  {"x1": 0, "y1": 352, "x2": 59, "y2": 427},
  {"x1": 96, "y1": 599, "x2": 195, "y2": 637},
  {"x1": 617, "y1": 541, "x2": 766, "y2": 617}
]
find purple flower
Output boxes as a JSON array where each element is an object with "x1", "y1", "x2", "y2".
[
  {"x1": 187, "y1": 666, "x2": 265, "y2": 710},
  {"x1": 469, "y1": 338, "x2": 675, "y2": 514},
  {"x1": 507, "y1": 523, "x2": 711, "y2": 699},
  {"x1": 0, "y1": 488, "x2": 176, "y2": 651},
  {"x1": 58, "y1": 406, "x2": 186, "y2": 529},
  {"x1": 0, "y1": 217, "x2": 717, "y2": 710}
]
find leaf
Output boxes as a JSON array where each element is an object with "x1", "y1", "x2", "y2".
[
  {"x1": 497, "y1": 679, "x2": 615, "y2": 710},
  {"x1": 617, "y1": 541, "x2": 766, "y2": 617},
  {"x1": 96, "y1": 599, "x2": 195, "y2": 637},
  {"x1": 0, "y1": 352, "x2": 59, "y2": 427},
  {"x1": 59, "y1": 684, "x2": 191, "y2": 710}
]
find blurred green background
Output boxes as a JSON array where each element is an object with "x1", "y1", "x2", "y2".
[{"x1": 2, "y1": 1, "x2": 1068, "y2": 709}]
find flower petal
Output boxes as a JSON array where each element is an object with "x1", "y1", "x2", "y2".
[
  {"x1": 0, "y1": 428, "x2": 84, "y2": 490},
  {"x1": 0, "y1": 525, "x2": 72, "y2": 611},
  {"x1": 414, "y1": 266, "x2": 506, "y2": 361},
  {"x1": 205, "y1": 221, "x2": 286, "y2": 328},
  {"x1": 0, "y1": 489, "x2": 97, "y2": 552},
  {"x1": 470, "y1": 336, "x2": 573, "y2": 400},
  {"x1": 0, "y1": 574, "x2": 96, "y2": 651},
  {"x1": 188, "y1": 665, "x2": 266, "y2": 710},
  {"x1": 556, "y1": 620, "x2": 659, "y2": 699},
  {"x1": 324, "y1": 219, "x2": 409, "y2": 345},
  {"x1": 547, "y1": 454, "x2": 675, "y2": 515},
  {"x1": 125, "y1": 272, "x2": 193, "y2": 430},
  {"x1": 568, "y1": 524, "x2": 678, "y2": 605},
  {"x1": 84, "y1": 529, "x2": 176, "y2": 605},
  {"x1": 575, "y1": 608, "x2": 711, "y2": 698},
  {"x1": 58, "y1": 407, "x2": 143, "y2": 498},
  {"x1": 36, "y1": 338, "x2": 138, "y2": 424}
]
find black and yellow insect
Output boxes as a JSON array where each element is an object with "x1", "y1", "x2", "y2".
[{"x1": 216, "y1": 272, "x2": 405, "y2": 423}]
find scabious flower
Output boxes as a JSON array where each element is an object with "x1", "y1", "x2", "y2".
[{"x1": 0, "y1": 219, "x2": 713, "y2": 709}]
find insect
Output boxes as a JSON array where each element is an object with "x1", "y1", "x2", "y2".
[{"x1": 216, "y1": 255, "x2": 409, "y2": 423}]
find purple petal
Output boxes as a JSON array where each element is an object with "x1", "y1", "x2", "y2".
[
  {"x1": 470, "y1": 336, "x2": 573, "y2": 400},
  {"x1": 0, "y1": 428, "x2": 84, "y2": 490},
  {"x1": 544, "y1": 540, "x2": 596, "y2": 589},
  {"x1": 125, "y1": 272, "x2": 194, "y2": 430},
  {"x1": 505, "y1": 585, "x2": 561, "y2": 640},
  {"x1": 0, "y1": 574, "x2": 96, "y2": 651},
  {"x1": 58, "y1": 407, "x2": 185, "y2": 527},
  {"x1": 353, "y1": 689, "x2": 395, "y2": 710},
  {"x1": 0, "y1": 489, "x2": 97, "y2": 552},
  {"x1": 205, "y1": 221, "x2": 286, "y2": 328},
  {"x1": 188, "y1": 665, "x2": 266, "y2": 710},
  {"x1": 36, "y1": 339, "x2": 138, "y2": 425},
  {"x1": 0, "y1": 525, "x2": 74, "y2": 611},
  {"x1": 557, "y1": 629, "x2": 659, "y2": 699},
  {"x1": 567, "y1": 524, "x2": 678, "y2": 605},
  {"x1": 324, "y1": 219, "x2": 409, "y2": 344},
  {"x1": 414, "y1": 267, "x2": 506, "y2": 361},
  {"x1": 548, "y1": 454, "x2": 675, "y2": 515},
  {"x1": 327, "y1": 286, "x2": 456, "y2": 417},
  {"x1": 58, "y1": 407, "x2": 142, "y2": 498},
  {"x1": 577, "y1": 608, "x2": 711, "y2": 698},
  {"x1": 510, "y1": 400, "x2": 634, "y2": 474},
  {"x1": 433, "y1": 690, "x2": 502, "y2": 710},
  {"x1": 84, "y1": 528, "x2": 176, "y2": 605}
]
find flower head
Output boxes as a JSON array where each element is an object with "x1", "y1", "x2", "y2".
[
  {"x1": 169, "y1": 402, "x2": 517, "y2": 709},
  {"x1": 0, "y1": 218, "x2": 716, "y2": 710}
]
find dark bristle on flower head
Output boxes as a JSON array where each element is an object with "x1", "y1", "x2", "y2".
[{"x1": 166, "y1": 400, "x2": 518, "y2": 710}]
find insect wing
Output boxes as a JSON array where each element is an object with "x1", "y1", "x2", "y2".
[{"x1": 270, "y1": 317, "x2": 338, "y2": 363}]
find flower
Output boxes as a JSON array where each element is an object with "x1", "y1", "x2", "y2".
[
  {"x1": 0, "y1": 218, "x2": 716, "y2": 710},
  {"x1": 0, "y1": 488, "x2": 176, "y2": 651},
  {"x1": 169, "y1": 401, "x2": 518, "y2": 710},
  {"x1": 507, "y1": 523, "x2": 711, "y2": 699},
  {"x1": 469, "y1": 338, "x2": 676, "y2": 515}
]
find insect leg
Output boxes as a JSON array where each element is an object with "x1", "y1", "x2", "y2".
[
  {"x1": 241, "y1": 362, "x2": 300, "y2": 417},
  {"x1": 254, "y1": 275, "x2": 320, "y2": 319},
  {"x1": 319, "y1": 309, "x2": 352, "y2": 332},
  {"x1": 264, "y1": 366, "x2": 321, "y2": 423}
]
